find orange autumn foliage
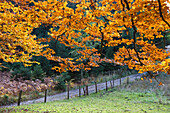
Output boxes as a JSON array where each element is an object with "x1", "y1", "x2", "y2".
[{"x1": 0, "y1": 0, "x2": 169, "y2": 85}]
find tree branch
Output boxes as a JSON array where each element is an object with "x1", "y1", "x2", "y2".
[
  {"x1": 99, "y1": 29, "x2": 104, "y2": 55},
  {"x1": 158, "y1": 0, "x2": 170, "y2": 27},
  {"x1": 123, "y1": 0, "x2": 143, "y2": 66},
  {"x1": 122, "y1": 0, "x2": 161, "y2": 81}
]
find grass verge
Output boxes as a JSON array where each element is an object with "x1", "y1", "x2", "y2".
[{"x1": 0, "y1": 88, "x2": 169, "y2": 113}]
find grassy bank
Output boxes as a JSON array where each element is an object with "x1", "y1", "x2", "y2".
[
  {"x1": 1, "y1": 73, "x2": 169, "y2": 113},
  {"x1": 1, "y1": 89, "x2": 169, "y2": 113}
]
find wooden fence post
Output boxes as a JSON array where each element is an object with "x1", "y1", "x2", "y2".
[
  {"x1": 79, "y1": 86, "x2": 81, "y2": 97},
  {"x1": 95, "y1": 82, "x2": 97, "y2": 93},
  {"x1": 17, "y1": 90, "x2": 22, "y2": 106},
  {"x1": 120, "y1": 78, "x2": 121, "y2": 86},
  {"x1": 44, "y1": 89, "x2": 47, "y2": 103},
  {"x1": 127, "y1": 77, "x2": 129, "y2": 84},
  {"x1": 106, "y1": 80, "x2": 108, "y2": 91},
  {"x1": 110, "y1": 80, "x2": 113, "y2": 88},
  {"x1": 83, "y1": 87, "x2": 86, "y2": 96},
  {"x1": 67, "y1": 84, "x2": 70, "y2": 99},
  {"x1": 86, "y1": 85, "x2": 89, "y2": 95}
]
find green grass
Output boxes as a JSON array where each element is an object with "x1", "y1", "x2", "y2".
[
  {"x1": 1, "y1": 72, "x2": 169, "y2": 113},
  {"x1": 1, "y1": 89, "x2": 169, "y2": 113}
]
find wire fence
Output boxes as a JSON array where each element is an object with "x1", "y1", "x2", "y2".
[{"x1": 15, "y1": 73, "x2": 142, "y2": 107}]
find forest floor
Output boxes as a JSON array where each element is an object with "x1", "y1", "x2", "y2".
[{"x1": 0, "y1": 73, "x2": 145, "y2": 108}]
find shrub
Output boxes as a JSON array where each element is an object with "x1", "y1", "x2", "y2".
[
  {"x1": 31, "y1": 65, "x2": 46, "y2": 81},
  {"x1": 12, "y1": 65, "x2": 32, "y2": 80},
  {"x1": 55, "y1": 76, "x2": 66, "y2": 91},
  {"x1": 54, "y1": 72, "x2": 71, "y2": 91},
  {"x1": 0, "y1": 95, "x2": 17, "y2": 106}
]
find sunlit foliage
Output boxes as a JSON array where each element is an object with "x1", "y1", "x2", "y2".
[{"x1": 0, "y1": 0, "x2": 170, "y2": 95}]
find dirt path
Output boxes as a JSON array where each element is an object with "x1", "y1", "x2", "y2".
[{"x1": 0, "y1": 73, "x2": 146, "y2": 108}]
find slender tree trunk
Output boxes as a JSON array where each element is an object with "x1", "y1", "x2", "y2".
[
  {"x1": 163, "y1": 33, "x2": 166, "y2": 49},
  {"x1": 81, "y1": 69, "x2": 83, "y2": 78}
]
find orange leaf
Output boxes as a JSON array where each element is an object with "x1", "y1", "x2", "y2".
[
  {"x1": 149, "y1": 79, "x2": 152, "y2": 83},
  {"x1": 159, "y1": 82, "x2": 163, "y2": 86}
]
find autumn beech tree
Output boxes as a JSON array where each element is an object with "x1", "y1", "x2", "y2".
[
  {"x1": 0, "y1": 1, "x2": 47, "y2": 66},
  {"x1": 30, "y1": 0, "x2": 170, "y2": 76},
  {"x1": 0, "y1": 0, "x2": 170, "y2": 94},
  {"x1": 0, "y1": 0, "x2": 56, "y2": 95}
]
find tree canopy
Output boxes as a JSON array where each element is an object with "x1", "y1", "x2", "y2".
[{"x1": 0, "y1": 0, "x2": 170, "y2": 95}]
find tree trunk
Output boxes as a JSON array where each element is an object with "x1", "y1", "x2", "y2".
[{"x1": 163, "y1": 33, "x2": 166, "y2": 49}]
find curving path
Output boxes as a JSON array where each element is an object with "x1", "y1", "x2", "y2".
[{"x1": 0, "y1": 73, "x2": 146, "y2": 108}]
